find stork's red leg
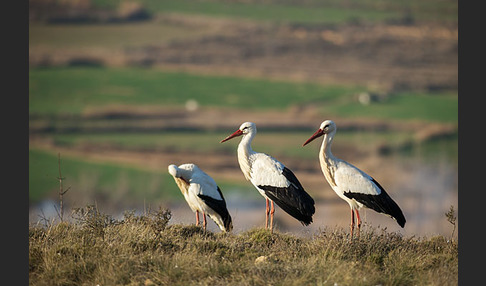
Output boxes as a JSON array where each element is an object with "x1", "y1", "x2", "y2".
[
  {"x1": 350, "y1": 209, "x2": 355, "y2": 239},
  {"x1": 265, "y1": 198, "x2": 270, "y2": 229},
  {"x1": 196, "y1": 210, "x2": 200, "y2": 226},
  {"x1": 354, "y1": 209, "x2": 361, "y2": 238},
  {"x1": 203, "y1": 212, "x2": 207, "y2": 231},
  {"x1": 270, "y1": 200, "x2": 275, "y2": 232}
]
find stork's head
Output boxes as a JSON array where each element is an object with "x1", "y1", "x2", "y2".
[
  {"x1": 168, "y1": 163, "x2": 196, "y2": 180},
  {"x1": 168, "y1": 164, "x2": 181, "y2": 178},
  {"x1": 168, "y1": 164, "x2": 195, "y2": 195},
  {"x1": 220, "y1": 121, "x2": 256, "y2": 143},
  {"x1": 302, "y1": 120, "x2": 336, "y2": 146}
]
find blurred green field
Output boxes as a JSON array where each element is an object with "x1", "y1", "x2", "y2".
[
  {"x1": 29, "y1": 67, "x2": 457, "y2": 123},
  {"x1": 331, "y1": 92, "x2": 458, "y2": 123},
  {"x1": 29, "y1": 67, "x2": 358, "y2": 115},
  {"x1": 29, "y1": 148, "x2": 255, "y2": 204},
  {"x1": 93, "y1": 0, "x2": 457, "y2": 24},
  {"x1": 29, "y1": 148, "x2": 172, "y2": 203}
]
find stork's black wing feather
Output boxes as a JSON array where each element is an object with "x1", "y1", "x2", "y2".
[
  {"x1": 344, "y1": 178, "x2": 406, "y2": 228},
  {"x1": 197, "y1": 187, "x2": 232, "y2": 231},
  {"x1": 258, "y1": 167, "x2": 315, "y2": 226}
]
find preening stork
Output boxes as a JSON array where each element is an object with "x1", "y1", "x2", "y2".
[
  {"x1": 220, "y1": 122, "x2": 315, "y2": 231},
  {"x1": 303, "y1": 120, "x2": 406, "y2": 237},
  {"x1": 168, "y1": 163, "x2": 233, "y2": 232}
]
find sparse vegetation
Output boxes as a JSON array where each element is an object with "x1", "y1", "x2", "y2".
[
  {"x1": 56, "y1": 153, "x2": 71, "y2": 222},
  {"x1": 29, "y1": 208, "x2": 458, "y2": 285},
  {"x1": 445, "y1": 205, "x2": 457, "y2": 239}
]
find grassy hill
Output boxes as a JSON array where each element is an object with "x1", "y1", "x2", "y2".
[{"x1": 29, "y1": 207, "x2": 458, "y2": 285}]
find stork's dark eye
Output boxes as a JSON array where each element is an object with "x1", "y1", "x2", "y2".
[
  {"x1": 323, "y1": 124, "x2": 329, "y2": 130},
  {"x1": 242, "y1": 126, "x2": 248, "y2": 130}
]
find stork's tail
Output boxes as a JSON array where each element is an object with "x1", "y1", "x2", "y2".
[
  {"x1": 209, "y1": 211, "x2": 233, "y2": 232},
  {"x1": 222, "y1": 212, "x2": 233, "y2": 232}
]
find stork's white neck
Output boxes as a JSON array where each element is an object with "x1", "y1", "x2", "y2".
[
  {"x1": 237, "y1": 132, "x2": 256, "y2": 181},
  {"x1": 320, "y1": 132, "x2": 336, "y2": 160},
  {"x1": 318, "y1": 131, "x2": 339, "y2": 188}
]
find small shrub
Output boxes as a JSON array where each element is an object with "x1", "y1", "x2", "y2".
[
  {"x1": 122, "y1": 207, "x2": 172, "y2": 235},
  {"x1": 71, "y1": 204, "x2": 115, "y2": 240},
  {"x1": 445, "y1": 205, "x2": 457, "y2": 238},
  {"x1": 147, "y1": 207, "x2": 172, "y2": 235}
]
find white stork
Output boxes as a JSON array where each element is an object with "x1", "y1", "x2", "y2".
[
  {"x1": 303, "y1": 120, "x2": 406, "y2": 237},
  {"x1": 168, "y1": 163, "x2": 233, "y2": 232},
  {"x1": 220, "y1": 122, "x2": 315, "y2": 231}
]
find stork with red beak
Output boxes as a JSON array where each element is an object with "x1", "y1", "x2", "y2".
[
  {"x1": 221, "y1": 122, "x2": 315, "y2": 231},
  {"x1": 303, "y1": 120, "x2": 406, "y2": 238}
]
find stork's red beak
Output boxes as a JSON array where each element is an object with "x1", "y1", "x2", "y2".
[
  {"x1": 303, "y1": 129, "x2": 323, "y2": 146},
  {"x1": 220, "y1": 129, "x2": 243, "y2": 143}
]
